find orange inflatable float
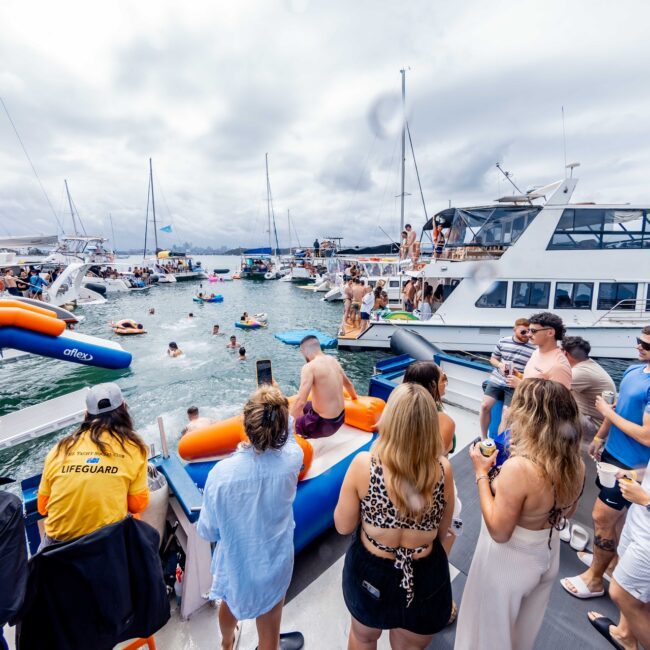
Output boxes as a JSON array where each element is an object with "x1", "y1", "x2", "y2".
[
  {"x1": 178, "y1": 395, "x2": 385, "y2": 480},
  {"x1": 0, "y1": 300, "x2": 65, "y2": 337}
]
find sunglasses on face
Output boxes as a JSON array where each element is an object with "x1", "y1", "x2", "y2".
[
  {"x1": 637, "y1": 337, "x2": 650, "y2": 351},
  {"x1": 517, "y1": 329, "x2": 529, "y2": 336},
  {"x1": 526, "y1": 327, "x2": 552, "y2": 335}
]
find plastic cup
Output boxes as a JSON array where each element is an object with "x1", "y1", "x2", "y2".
[{"x1": 597, "y1": 462, "x2": 619, "y2": 488}]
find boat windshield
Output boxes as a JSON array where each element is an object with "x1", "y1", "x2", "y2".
[{"x1": 429, "y1": 205, "x2": 542, "y2": 250}]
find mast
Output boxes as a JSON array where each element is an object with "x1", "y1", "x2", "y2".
[
  {"x1": 399, "y1": 68, "x2": 406, "y2": 233},
  {"x1": 287, "y1": 209, "x2": 292, "y2": 254},
  {"x1": 64, "y1": 179, "x2": 78, "y2": 236},
  {"x1": 109, "y1": 213, "x2": 117, "y2": 253},
  {"x1": 265, "y1": 153, "x2": 272, "y2": 251},
  {"x1": 149, "y1": 158, "x2": 159, "y2": 252}
]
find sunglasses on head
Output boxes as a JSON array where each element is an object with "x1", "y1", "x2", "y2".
[{"x1": 637, "y1": 337, "x2": 650, "y2": 351}]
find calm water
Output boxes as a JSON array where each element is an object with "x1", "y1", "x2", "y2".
[
  {"x1": 0, "y1": 254, "x2": 632, "y2": 484},
  {"x1": 0, "y1": 256, "x2": 386, "y2": 484}
]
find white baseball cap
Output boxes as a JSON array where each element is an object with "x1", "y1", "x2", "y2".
[{"x1": 86, "y1": 383, "x2": 124, "y2": 415}]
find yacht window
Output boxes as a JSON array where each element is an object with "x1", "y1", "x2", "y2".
[
  {"x1": 512, "y1": 282, "x2": 550, "y2": 308},
  {"x1": 475, "y1": 281, "x2": 507, "y2": 308},
  {"x1": 554, "y1": 282, "x2": 594, "y2": 309},
  {"x1": 389, "y1": 280, "x2": 400, "y2": 288},
  {"x1": 597, "y1": 282, "x2": 638, "y2": 310},
  {"x1": 548, "y1": 208, "x2": 648, "y2": 249}
]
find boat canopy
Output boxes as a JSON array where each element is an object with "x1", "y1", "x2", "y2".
[
  {"x1": 244, "y1": 247, "x2": 273, "y2": 255},
  {"x1": 0, "y1": 235, "x2": 59, "y2": 249},
  {"x1": 423, "y1": 205, "x2": 542, "y2": 249},
  {"x1": 338, "y1": 243, "x2": 400, "y2": 255}
]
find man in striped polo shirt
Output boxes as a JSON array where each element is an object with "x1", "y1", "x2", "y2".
[{"x1": 479, "y1": 318, "x2": 535, "y2": 438}]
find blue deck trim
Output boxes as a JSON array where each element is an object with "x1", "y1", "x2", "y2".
[{"x1": 154, "y1": 455, "x2": 204, "y2": 523}]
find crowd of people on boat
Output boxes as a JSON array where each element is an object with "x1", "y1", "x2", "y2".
[
  {"x1": 1, "y1": 266, "x2": 67, "y2": 300},
  {"x1": 2, "y1": 308, "x2": 649, "y2": 649}
]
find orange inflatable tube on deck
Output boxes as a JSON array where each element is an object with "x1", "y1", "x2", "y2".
[
  {"x1": 179, "y1": 395, "x2": 385, "y2": 479},
  {"x1": 0, "y1": 305, "x2": 65, "y2": 337}
]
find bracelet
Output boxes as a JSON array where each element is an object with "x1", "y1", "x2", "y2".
[
  {"x1": 593, "y1": 436, "x2": 603, "y2": 443},
  {"x1": 476, "y1": 475, "x2": 490, "y2": 484}
]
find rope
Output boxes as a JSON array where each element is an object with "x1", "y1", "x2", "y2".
[{"x1": 0, "y1": 96, "x2": 64, "y2": 233}]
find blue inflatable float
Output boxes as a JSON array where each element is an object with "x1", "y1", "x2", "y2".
[
  {"x1": 184, "y1": 427, "x2": 376, "y2": 552},
  {"x1": 193, "y1": 295, "x2": 223, "y2": 303},
  {"x1": 274, "y1": 329, "x2": 337, "y2": 348}
]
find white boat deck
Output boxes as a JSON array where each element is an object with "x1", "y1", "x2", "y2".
[{"x1": 154, "y1": 404, "x2": 478, "y2": 649}]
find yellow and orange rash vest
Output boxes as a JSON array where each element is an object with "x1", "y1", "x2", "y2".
[{"x1": 37, "y1": 430, "x2": 149, "y2": 541}]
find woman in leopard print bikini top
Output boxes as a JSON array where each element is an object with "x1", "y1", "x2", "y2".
[{"x1": 360, "y1": 456, "x2": 446, "y2": 606}]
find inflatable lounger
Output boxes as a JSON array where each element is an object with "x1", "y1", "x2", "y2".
[
  {"x1": 193, "y1": 295, "x2": 223, "y2": 303},
  {"x1": 382, "y1": 311, "x2": 419, "y2": 321},
  {"x1": 235, "y1": 320, "x2": 266, "y2": 330},
  {"x1": 274, "y1": 329, "x2": 337, "y2": 348},
  {"x1": 0, "y1": 301, "x2": 132, "y2": 369}
]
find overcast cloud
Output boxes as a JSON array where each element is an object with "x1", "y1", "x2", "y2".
[{"x1": 1, "y1": 0, "x2": 650, "y2": 250}]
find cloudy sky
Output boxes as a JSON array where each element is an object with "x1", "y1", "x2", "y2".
[{"x1": 1, "y1": 0, "x2": 650, "y2": 250}]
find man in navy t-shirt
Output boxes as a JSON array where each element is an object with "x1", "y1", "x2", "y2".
[{"x1": 562, "y1": 326, "x2": 650, "y2": 600}]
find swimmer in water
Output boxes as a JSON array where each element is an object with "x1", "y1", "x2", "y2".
[
  {"x1": 238, "y1": 346, "x2": 247, "y2": 361},
  {"x1": 226, "y1": 335, "x2": 238, "y2": 349},
  {"x1": 149, "y1": 308, "x2": 155, "y2": 315},
  {"x1": 168, "y1": 342, "x2": 183, "y2": 358},
  {"x1": 240, "y1": 312, "x2": 249, "y2": 322},
  {"x1": 212, "y1": 324, "x2": 223, "y2": 336}
]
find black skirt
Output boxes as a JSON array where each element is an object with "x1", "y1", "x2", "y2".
[{"x1": 342, "y1": 529, "x2": 452, "y2": 636}]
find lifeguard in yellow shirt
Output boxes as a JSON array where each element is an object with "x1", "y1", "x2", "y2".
[{"x1": 37, "y1": 383, "x2": 149, "y2": 547}]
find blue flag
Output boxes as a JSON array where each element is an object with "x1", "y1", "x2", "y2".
[{"x1": 159, "y1": 225, "x2": 173, "y2": 233}]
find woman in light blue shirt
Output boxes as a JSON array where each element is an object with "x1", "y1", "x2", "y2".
[{"x1": 198, "y1": 386, "x2": 303, "y2": 650}]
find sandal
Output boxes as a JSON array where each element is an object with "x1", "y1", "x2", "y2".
[
  {"x1": 560, "y1": 575, "x2": 605, "y2": 599},
  {"x1": 256, "y1": 631, "x2": 304, "y2": 650},
  {"x1": 569, "y1": 524, "x2": 589, "y2": 552},
  {"x1": 587, "y1": 612, "x2": 624, "y2": 650}
]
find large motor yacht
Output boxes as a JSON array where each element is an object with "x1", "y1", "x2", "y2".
[{"x1": 339, "y1": 176, "x2": 650, "y2": 359}]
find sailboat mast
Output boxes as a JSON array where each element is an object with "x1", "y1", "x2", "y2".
[
  {"x1": 149, "y1": 158, "x2": 159, "y2": 252},
  {"x1": 288, "y1": 209, "x2": 292, "y2": 254},
  {"x1": 399, "y1": 68, "x2": 406, "y2": 233},
  {"x1": 109, "y1": 213, "x2": 117, "y2": 253},
  {"x1": 265, "y1": 153, "x2": 272, "y2": 251},
  {"x1": 64, "y1": 179, "x2": 78, "y2": 236}
]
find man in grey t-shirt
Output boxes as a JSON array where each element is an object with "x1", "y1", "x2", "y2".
[{"x1": 561, "y1": 336, "x2": 616, "y2": 440}]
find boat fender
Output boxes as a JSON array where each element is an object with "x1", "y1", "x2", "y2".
[
  {"x1": 85, "y1": 282, "x2": 107, "y2": 296},
  {"x1": 389, "y1": 328, "x2": 443, "y2": 361},
  {"x1": 264, "y1": 272, "x2": 275, "y2": 280}
]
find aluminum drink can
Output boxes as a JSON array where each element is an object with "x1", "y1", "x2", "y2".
[
  {"x1": 502, "y1": 361, "x2": 512, "y2": 376},
  {"x1": 602, "y1": 390, "x2": 616, "y2": 405},
  {"x1": 479, "y1": 439, "x2": 497, "y2": 457}
]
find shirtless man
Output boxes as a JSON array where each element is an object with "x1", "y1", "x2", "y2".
[
  {"x1": 340, "y1": 279, "x2": 354, "y2": 334},
  {"x1": 404, "y1": 223, "x2": 417, "y2": 259},
  {"x1": 403, "y1": 279, "x2": 416, "y2": 312},
  {"x1": 292, "y1": 335, "x2": 358, "y2": 438},
  {"x1": 349, "y1": 279, "x2": 366, "y2": 329}
]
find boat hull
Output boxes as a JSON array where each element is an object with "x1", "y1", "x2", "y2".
[{"x1": 338, "y1": 320, "x2": 643, "y2": 359}]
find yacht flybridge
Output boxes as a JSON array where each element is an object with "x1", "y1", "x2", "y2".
[{"x1": 338, "y1": 176, "x2": 650, "y2": 359}]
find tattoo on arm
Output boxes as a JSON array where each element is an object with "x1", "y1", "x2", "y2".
[{"x1": 594, "y1": 535, "x2": 616, "y2": 552}]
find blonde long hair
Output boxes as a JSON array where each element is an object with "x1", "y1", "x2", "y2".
[
  {"x1": 508, "y1": 379, "x2": 583, "y2": 505},
  {"x1": 373, "y1": 383, "x2": 443, "y2": 520}
]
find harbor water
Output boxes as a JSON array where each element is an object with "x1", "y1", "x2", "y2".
[
  {"x1": 0, "y1": 254, "x2": 631, "y2": 484},
  {"x1": 0, "y1": 256, "x2": 385, "y2": 484}
]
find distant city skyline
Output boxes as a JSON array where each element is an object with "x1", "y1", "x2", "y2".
[{"x1": 2, "y1": 0, "x2": 650, "y2": 249}]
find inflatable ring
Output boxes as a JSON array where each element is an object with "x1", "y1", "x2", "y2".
[
  {"x1": 179, "y1": 394, "x2": 385, "y2": 480},
  {"x1": 264, "y1": 272, "x2": 275, "y2": 280}
]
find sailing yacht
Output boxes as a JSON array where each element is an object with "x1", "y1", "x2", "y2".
[
  {"x1": 338, "y1": 173, "x2": 650, "y2": 359},
  {"x1": 142, "y1": 159, "x2": 207, "y2": 282},
  {"x1": 239, "y1": 154, "x2": 281, "y2": 280}
]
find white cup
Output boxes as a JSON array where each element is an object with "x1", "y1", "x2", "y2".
[{"x1": 597, "y1": 462, "x2": 619, "y2": 488}]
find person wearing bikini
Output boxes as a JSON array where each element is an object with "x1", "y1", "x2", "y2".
[{"x1": 335, "y1": 383, "x2": 455, "y2": 649}]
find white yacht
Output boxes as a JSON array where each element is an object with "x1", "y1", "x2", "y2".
[
  {"x1": 43, "y1": 235, "x2": 115, "y2": 266},
  {"x1": 338, "y1": 176, "x2": 650, "y2": 359}
]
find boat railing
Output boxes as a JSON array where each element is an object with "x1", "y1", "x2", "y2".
[{"x1": 591, "y1": 298, "x2": 650, "y2": 325}]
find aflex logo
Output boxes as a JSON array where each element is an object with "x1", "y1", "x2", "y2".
[
  {"x1": 63, "y1": 348, "x2": 94, "y2": 362},
  {"x1": 86, "y1": 457, "x2": 100, "y2": 464}
]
